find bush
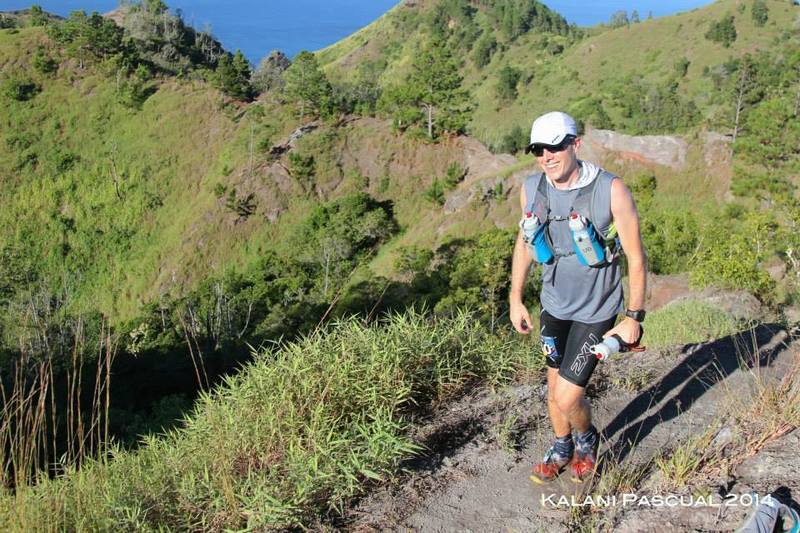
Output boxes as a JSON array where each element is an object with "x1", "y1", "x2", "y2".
[
  {"x1": 287, "y1": 152, "x2": 315, "y2": 183},
  {"x1": 424, "y1": 178, "x2": 446, "y2": 205},
  {"x1": 644, "y1": 300, "x2": 739, "y2": 348},
  {"x1": 751, "y1": 0, "x2": 769, "y2": 26},
  {"x1": 443, "y1": 162, "x2": 466, "y2": 189},
  {"x1": 639, "y1": 205, "x2": 701, "y2": 275},
  {"x1": 568, "y1": 96, "x2": 613, "y2": 130},
  {"x1": 472, "y1": 34, "x2": 496, "y2": 68},
  {"x1": 689, "y1": 211, "x2": 778, "y2": 302},
  {"x1": 0, "y1": 15, "x2": 16, "y2": 29},
  {"x1": 496, "y1": 65, "x2": 521, "y2": 101},
  {"x1": 2, "y1": 76, "x2": 39, "y2": 101},
  {"x1": 499, "y1": 124, "x2": 527, "y2": 153},
  {"x1": 674, "y1": 57, "x2": 690, "y2": 78},
  {"x1": 32, "y1": 46, "x2": 58, "y2": 74},
  {"x1": 28, "y1": 5, "x2": 49, "y2": 27},
  {"x1": 705, "y1": 15, "x2": 737, "y2": 48}
]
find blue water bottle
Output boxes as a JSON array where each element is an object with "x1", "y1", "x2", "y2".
[
  {"x1": 520, "y1": 212, "x2": 553, "y2": 264},
  {"x1": 568, "y1": 213, "x2": 605, "y2": 266}
]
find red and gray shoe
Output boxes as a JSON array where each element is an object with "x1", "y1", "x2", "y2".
[
  {"x1": 570, "y1": 445, "x2": 599, "y2": 483},
  {"x1": 530, "y1": 445, "x2": 572, "y2": 484}
]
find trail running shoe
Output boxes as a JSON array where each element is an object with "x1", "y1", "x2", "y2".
[
  {"x1": 530, "y1": 445, "x2": 572, "y2": 484},
  {"x1": 571, "y1": 430, "x2": 599, "y2": 483}
]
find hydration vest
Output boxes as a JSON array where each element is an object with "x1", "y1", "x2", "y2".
[{"x1": 523, "y1": 170, "x2": 621, "y2": 266}]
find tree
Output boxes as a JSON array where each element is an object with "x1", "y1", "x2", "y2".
[
  {"x1": 215, "y1": 50, "x2": 253, "y2": 101},
  {"x1": 731, "y1": 57, "x2": 755, "y2": 145},
  {"x1": 609, "y1": 10, "x2": 629, "y2": 28},
  {"x1": 631, "y1": 10, "x2": 640, "y2": 23},
  {"x1": 28, "y1": 5, "x2": 49, "y2": 26},
  {"x1": 2, "y1": 75, "x2": 39, "y2": 101},
  {"x1": 751, "y1": 0, "x2": 769, "y2": 26},
  {"x1": 405, "y1": 38, "x2": 471, "y2": 138},
  {"x1": 433, "y1": 229, "x2": 514, "y2": 331},
  {"x1": 0, "y1": 14, "x2": 16, "y2": 29},
  {"x1": 47, "y1": 10, "x2": 125, "y2": 68},
  {"x1": 283, "y1": 51, "x2": 333, "y2": 120},
  {"x1": 737, "y1": 96, "x2": 800, "y2": 167},
  {"x1": 144, "y1": 0, "x2": 167, "y2": 14}
]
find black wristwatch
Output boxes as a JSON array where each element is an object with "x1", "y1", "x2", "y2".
[{"x1": 625, "y1": 309, "x2": 646, "y2": 322}]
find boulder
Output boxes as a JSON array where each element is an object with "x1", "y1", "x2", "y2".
[{"x1": 583, "y1": 128, "x2": 688, "y2": 170}]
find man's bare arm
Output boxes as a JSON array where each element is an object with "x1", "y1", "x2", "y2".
[
  {"x1": 510, "y1": 186, "x2": 533, "y2": 333},
  {"x1": 604, "y1": 178, "x2": 647, "y2": 343}
]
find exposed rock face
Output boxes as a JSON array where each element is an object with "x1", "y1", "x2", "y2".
[
  {"x1": 582, "y1": 128, "x2": 689, "y2": 169},
  {"x1": 460, "y1": 136, "x2": 517, "y2": 181}
]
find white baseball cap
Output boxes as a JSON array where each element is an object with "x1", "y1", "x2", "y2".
[{"x1": 524, "y1": 111, "x2": 578, "y2": 154}]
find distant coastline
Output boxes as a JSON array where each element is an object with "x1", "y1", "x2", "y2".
[{"x1": 1, "y1": 0, "x2": 714, "y2": 63}]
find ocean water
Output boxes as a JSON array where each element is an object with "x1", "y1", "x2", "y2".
[
  {"x1": 2, "y1": 1, "x2": 713, "y2": 64},
  {"x1": 2, "y1": 0, "x2": 399, "y2": 63}
]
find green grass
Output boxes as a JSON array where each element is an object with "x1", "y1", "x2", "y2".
[
  {"x1": 654, "y1": 426, "x2": 718, "y2": 490},
  {"x1": 642, "y1": 299, "x2": 740, "y2": 348},
  {"x1": 0, "y1": 310, "x2": 541, "y2": 531}
]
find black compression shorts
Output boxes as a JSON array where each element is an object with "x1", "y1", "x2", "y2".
[{"x1": 539, "y1": 309, "x2": 618, "y2": 388}]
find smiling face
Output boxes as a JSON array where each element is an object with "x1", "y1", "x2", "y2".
[{"x1": 535, "y1": 136, "x2": 582, "y2": 188}]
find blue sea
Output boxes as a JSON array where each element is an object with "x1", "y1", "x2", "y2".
[{"x1": 1, "y1": 1, "x2": 713, "y2": 64}]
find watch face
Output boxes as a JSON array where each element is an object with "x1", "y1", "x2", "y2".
[{"x1": 626, "y1": 309, "x2": 645, "y2": 322}]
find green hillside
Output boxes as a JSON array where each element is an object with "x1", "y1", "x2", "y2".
[
  {"x1": 1, "y1": 0, "x2": 797, "y2": 322},
  {"x1": 1, "y1": 0, "x2": 799, "y2": 528},
  {"x1": 319, "y1": 0, "x2": 799, "y2": 147}
]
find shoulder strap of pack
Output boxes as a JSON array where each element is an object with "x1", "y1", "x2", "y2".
[
  {"x1": 523, "y1": 172, "x2": 549, "y2": 223},
  {"x1": 571, "y1": 169, "x2": 617, "y2": 238}
]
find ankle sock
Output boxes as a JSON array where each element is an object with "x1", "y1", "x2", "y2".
[
  {"x1": 552, "y1": 434, "x2": 574, "y2": 459},
  {"x1": 575, "y1": 425, "x2": 598, "y2": 455}
]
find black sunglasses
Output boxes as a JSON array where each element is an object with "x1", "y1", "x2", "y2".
[{"x1": 525, "y1": 135, "x2": 575, "y2": 156}]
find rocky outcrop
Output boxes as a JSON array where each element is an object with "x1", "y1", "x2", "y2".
[{"x1": 582, "y1": 128, "x2": 689, "y2": 169}]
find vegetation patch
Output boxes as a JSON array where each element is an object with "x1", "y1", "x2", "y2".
[{"x1": 0, "y1": 310, "x2": 538, "y2": 531}]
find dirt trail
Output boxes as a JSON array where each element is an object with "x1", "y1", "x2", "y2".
[{"x1": 343, "y1": 324, "x2": 799, "y2": 532}]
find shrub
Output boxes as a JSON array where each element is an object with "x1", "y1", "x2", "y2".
[
  {"x1": 751, "y1": 0, "x2": 769, "y2": 26},
  {"x1": 32, "y1": 46, "x2": 58, "y2": 74},
  {"x1": 472, "y1": 34, "x2": 496, "y2": 68},
  {"x1": 497, "y1": 124, "x2": 528, "y2": 154},
  {"x1": 287, "y1": 152, "x2": 315, "y2": 182},
  {"x1": 443, "y1": 162, "x2": 466, "y2": 189},
  {"x1": 2, "y1": 76, "x2": 40, "y2": 101},
  {"x1": 705, "y1": 15, "x2": 737, "y2": 47},
  {"x1": 674, "y1": 57, "x2": 690, "y2": 78},
  {"x1": 496, "y1": 65, "x2": 521, "y2": 101},
  {"x1": 424, "y1": 178, "x2": 446, "y2": 205}
]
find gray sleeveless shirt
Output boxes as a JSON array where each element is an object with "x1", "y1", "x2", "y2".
[{"x1": 523, "y1": 164, "x2": 624, "y2": 323}]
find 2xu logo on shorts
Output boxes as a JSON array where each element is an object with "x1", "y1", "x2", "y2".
[{"x1": 570, "y1": 333, "x2": 600, "y2": 376}]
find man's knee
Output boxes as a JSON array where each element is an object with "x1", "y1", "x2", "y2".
[
  {"x1": 551, "y1": 378, "x2": 586, "y2": 414},
  {"x1": 554, "y1": 394, "x2": 580, "y2": 415}
]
